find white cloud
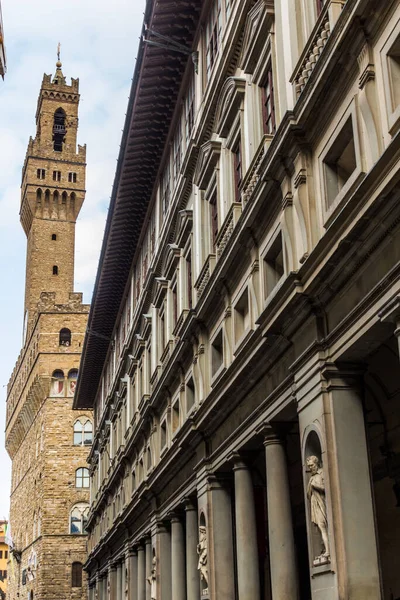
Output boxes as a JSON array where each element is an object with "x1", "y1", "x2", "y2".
[{"x1": 0, "y1": 0, "x2": 146, "y2": 518}]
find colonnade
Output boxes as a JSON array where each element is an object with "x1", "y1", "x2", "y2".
[{"x1": 90, "y1": 428, "x2": 300, "y2": 600}]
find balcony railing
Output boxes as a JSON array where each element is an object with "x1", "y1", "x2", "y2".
[{"x1": 291, "y1": 0, "x2": 347, "y2": 97}]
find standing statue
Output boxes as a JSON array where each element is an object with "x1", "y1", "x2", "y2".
[
  {"x1": 307, "y1": 455, "x2": 330, "y2": 562},
  {"x1": 147, "y1": 554, "x2": 157, "y2": 600},
  {"x1": 197, "y1": 526, "x2": 208, "y2": 585}
]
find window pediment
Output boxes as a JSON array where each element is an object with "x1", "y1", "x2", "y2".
[
  {"x1": 154, "y1": 277, "x2": 169, "y2": 309},
  {"x1": 194, "y1": 140, "x2": 222, "y2": 190},
  {"x1": 164, "y1": 244, "x2": 181, "y2": 280},
  {"x1": 131, "y1": 334, "x2": 146, "y2": 359},
  {"x1": 240, "y1": 0, "x2": 274, "y2": 74},
  {"x1": 176, "y1": 209, "x2": 193, "y2": 248},
  {"x1": 215, "y1": 77, "x2": 246, "y2": 138}
]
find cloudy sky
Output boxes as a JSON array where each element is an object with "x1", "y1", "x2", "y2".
[{"x1": 0, "y1": 0, "x2": 145, "y2": 518}]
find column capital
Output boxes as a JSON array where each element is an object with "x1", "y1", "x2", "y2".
[
  {"x1": 168, "y1": 511, "x2": 183, "y2": 524},
  {"x1": 183, "y1": 497, "x2": 197, "y2": 512},
  {"x1": 229, "y1": 451, "x2": 250, "y2": 470},
  {"x1": 206, "y1": 472, "x2": 232, "y2": 490},
  {"x1": 256, "y1": 422, "x2": 284, "y2": 447},
  {"x1": 321, "y1": 361, "x2": 367, "y2": 389},
  {"x1": 379, "y1": 294, "x2": 400, "y2": 327}
]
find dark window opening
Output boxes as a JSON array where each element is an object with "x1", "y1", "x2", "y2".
[
  {"x1": 68, "y1": 172, "x2": 77, "y2": 183},
  {"x1": 51, "y1": 234, "x2": 57, "y2": 241},
  {"x1": 53, "y1": 265, "x2": 58, "y2": 275},
  {"x1": 210, "y1": 191, "x2": 218, "y2": 251},
  {"x1": 211, "y1": 329, "x2": 224, "y2": 377},
  {"x1": 53, "y1": 170, "x2": 61, "y2": 182},
  {"x1": 59, "y1": 328, "x2": 71, "y2": 346},
  {"x1": 233, "y1": 138, "x2": 242, "y2": 202},
  {"x1": 71, "y1": 562, "x2": 83, "y2": 588},
  {"x1": 53, "y1": 108, "x2": 66, "y2": 152},
  {"x1": 37, "y1": 169, "x2": 45, "y2": 180},
  {"x1": 262, "y1": 66, "x2": 276, "y2": 135},
  {"x1": 323, "y1": 117, "x2": 356, "y2": 207}
]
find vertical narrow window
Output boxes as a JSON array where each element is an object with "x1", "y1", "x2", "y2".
[
  {"x1": 51, "y1": 233, "x2": 57, "y2": 241},
  {"x1": 186, "y1": 252, "x2": 193, "y2": 309},
  {"x1": 173, "y1": 125, "x2": 182, "y2": 182},
  {"x1": 210, "y1": 192, "x2": 218, "y2": 251},
  {"x1": 185, "y1": 74, "x2": 195, "y2": 145},
  {"x1": 68, "y1": 172, "x2": 77, "y2": 183},
  {"x1": 233, "y1": 138, "x2": 242, "y2": 202},
  {"x1": 53, "y1": 171, "x2": 61, "y2": 182},
  {"x1": 53, "y1": 265, "x2": 58, "y2": 275},
  {"x1": 161, "y1": 165, "x2": 171, "y2": 216},
  {"x1": 262, "y1": 66, "x2": 276, "y2": 135},
  {"x1": 71, "y1": 562, "x2": 83, "y2": 587},
  {"x1": 37, "y1": 169, "x2": 45, "y2": 179},
  {"x1": 206, "y1": 0, "x2": 222, "y2": 78},
  {"x1": 172, "y1": 283, "x2": 178, "y2": 328}
]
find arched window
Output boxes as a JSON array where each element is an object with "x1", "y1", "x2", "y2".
[
  {"x1": 70, "y1": 503, "x2": 89, "y2": 534},
  {"x1": 36, "y1": 188, "x2": 42, "y2": 202},
  {"x1": 75, "y1": 467, "x2": 90, "y2": 488},
  {"x1": 53, "y1": 108, "x2": 66, "y2": 152},
  {"x1": 59, "y1": 328, "x2": 71, "y2": 346},
  {"x1": 68, "y1": 369, "x2": 78, "y2": 396},
  {"x1": 51, "y1": 370, "x2": 64, "y2": 396},
  {"x1": 71, "y1": 562, "x2": 83, "y2": 587},
  {"x1": 51, "y1": 233, "x2": 57, "y2": 241},
  {"x1": 53, "y1": 265, "x2": 58, "y2": 275},
  {"x1": 73, "y1": 419, "x2": 93, "y2": 446}
]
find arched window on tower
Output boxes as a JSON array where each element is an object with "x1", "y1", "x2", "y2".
[
  {"x1": 53, "y1": 265, "x2": 58, "y2": 275},
  {"x1": 75, "y1": 467, "x2": 90, "y2": 488},
  {"x1": 53, "y1": 108, "x2": 66, "y2": 152},
  {"x1": 70, "y1": 503, "x2": 89, "y2": 534},
  {"x1": 71, "y1": 562, "x2": 83, "y2": 587},
  {"x1": 59, "y1": 328, "x2": 71, "y2": 346},
  {"x1": 51, "y1": 369, "x2": 65, "y2": 396},
  {"x1": 68, "y1": 369, "x2": 78, "y2": 396},
  {"x1": 73, "y1": 418, "x2": 93, "y2": 446}
]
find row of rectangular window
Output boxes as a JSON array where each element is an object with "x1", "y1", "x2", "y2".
[
  {"x1": 0, "y1": 550, "x2": 8, "y2": 559},
  {"x1": 36, "y1": 169, "x2": 77, "y2": 182}
]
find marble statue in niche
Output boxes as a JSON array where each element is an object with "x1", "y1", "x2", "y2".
[
  {"x1": 197, "y1": 525, "x2": 208, "y2": 585},
  {"x1": 307, "y1": 455, "x2": 330, "y2": 564},
  {"x1": 147, "y1": 554, "x2": 157, "y2": 600}
]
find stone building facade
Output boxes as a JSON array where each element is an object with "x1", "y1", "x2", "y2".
[
  {"x1": 0, "y1": 521, "x2": 9, "y2": 599},
  {"x1": 74, "y1": 0, "x2": 400, "y2": 599},
  {"x1": 5, "y1": 60, "x2": 91, "y2": 600}
]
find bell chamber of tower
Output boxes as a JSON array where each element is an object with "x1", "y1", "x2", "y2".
[{"x1": 20, "y1": 58, "x2": 87, "y2": 332}]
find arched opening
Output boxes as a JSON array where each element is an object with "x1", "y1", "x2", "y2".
[
  {"x1": 75, "y1": 467, "x2": 90, "y2": 488},
  {"x1": 62, "y1": 191, "x2": 67, "y2": 204},
  {"x1": 51, "y1": 233, "x2": 57, "y2": 241},
  {"x1": 71, "y1": 562, "x2": 83, "y2": 588},
  {"x1": 59, "y1": 328, "x2": 71, "y2": 346},
  {"x1": 51, "y1": 369, "x2": 64, "y2": 396},
  {"x1": 53, "y1": 108, "x2": 66, "y2": 152},
  {"x1": 70, "y1": 503, "x2": 89, "y2": 534},
  {"x1": 53, "y1": 265, "x2": 58, "y2": 275},
  {"x1": 36, "y1": 188, "x2": 42, "y2": 203},
  {"x1": 68, "y1": 369, "x2": 78, "y2": 396},
  {"x1": 73, "y1": 419, "x2": 93, "y2": 446}
]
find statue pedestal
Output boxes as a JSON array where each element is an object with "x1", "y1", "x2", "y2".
[{"x1": 313, "y1": 555, "x2": 330, "y2": 567}]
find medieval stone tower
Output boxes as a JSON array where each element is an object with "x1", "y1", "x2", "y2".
[{"x1": 5, "y1": 57, "x2": 92, "y2": 600}]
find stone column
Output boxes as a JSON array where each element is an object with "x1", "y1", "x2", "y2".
[
  {"x1": 185, "y1": 501, "x2": 200, "y2": 600},
  {"x1": 171, "y1": 515, "x2": 186, "y2": 600},
  {"x1": 233, "y1": 455, "x2": 261, "y2": 600},
  {"x1": 137, "y1": 545, "x2": 146, "y2": 600},
  {"x1": 129, "y1": 550, "x2": 138, "y2": 600},
  {"x1": 322, "y1": 365, "x2": 381, "y2": 599},
  {"x1": 116, "y1": 563, "x2": 122, "y2": 600},
  {"x1": 157, "y1": 522, "x2": 172, "y2": 600},
  {"x1": 264, "y1": 428, "x2": 299, "y2": 600},
  {"x1": 109, "y1": 564, "x2": 118, "y2": 600},
  {"x1": 121, "y1": 556, "x2": 127, "y2": 600},
  {"x1": 208, "y1": 475, "x2": 235, "y2": 599},
  {"x1": 145, "y1": 537, "x2": 152, "y2": 600}
]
